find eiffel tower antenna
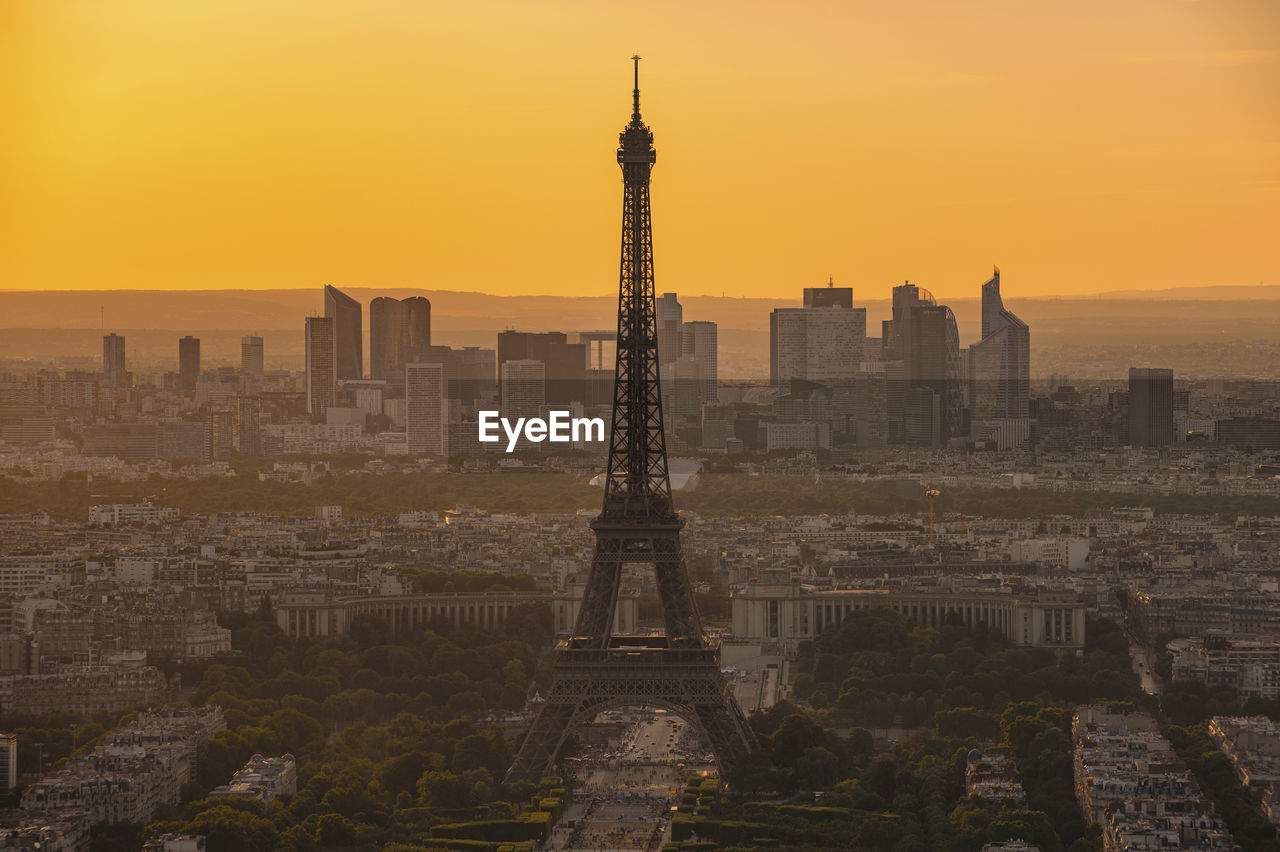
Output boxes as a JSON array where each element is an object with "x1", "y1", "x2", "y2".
[{"x1": 506, "y1": 59, "x2": 757, "y2": 785}]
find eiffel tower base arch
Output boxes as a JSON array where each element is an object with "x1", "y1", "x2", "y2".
[{"x1": 505, "y1": 642, "x2": 756, "y2": 784}]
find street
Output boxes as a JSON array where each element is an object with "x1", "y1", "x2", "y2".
[
  {"x1": 1129, "y1": 640, "x2": 1163, "y2": 697},
  {"x1": 546, "y1": 710, "x2": 717, "y2": 852}
]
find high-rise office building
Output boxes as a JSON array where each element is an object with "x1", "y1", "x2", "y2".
[
  {"x1": 881, "y1": 283, "x2": 962, "y2": 446},
  {"x1": 497, "y1": 332, "x2": 585, "y2": 405},
  {"x1": 324, "y1": 284, "x2": 363, "y2": 381},
  {"x1": 305, "y1": 316, "x2": 336, "y2": 420},
  {"x1": 456, "y1": 346, "x2": 499, "y2": 408},
  {"x1": 853, "y1": 367, "x2": 889, "y2": 448},
  {"x1": 370, "y1": 296, "x2": 431, "y2": 394},
  {"x1": 681, "y1": 321, "x2": 718, "y2": 405},
  {"x1": 906, "y1": 303, "x2": 961, "y2": 444},
  {"x1": 103, "y1": 333, "x2": 127, "y2": 387},
  {"x1": 406, "y1": 362, "x2": 446, "y2": 456},
  {"x1": 655, "y1": 292, "x2": 684, "y2": 368},
  {"x1": 500, "y1": 359, "x2": 546, "y2": 420},
  {"x1": 769, "y1": 287, "x2": 866, "y2": 389},
  {"x1": 969, "y1": 267, "x2": 1030, "y2": 424},
  {"x1": 399, "y1": 344, "x2": 498, "y2": 415},
  {"x1": 1129, "y1": 367, "x2": 1175, "y2": 447},
  {"x1": 178, "y1": 336, "x2": 200, "y2": 391},
  {"x1": 236, "y1": 395, "x2": 262, "y2": 456},
  {"x1": 241, "y1": 336, "x2": 264, "y2": 375}
]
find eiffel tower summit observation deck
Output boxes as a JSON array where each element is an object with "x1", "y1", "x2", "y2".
[{"x1": 505, "y1": 58, "x2": 758, "y2": 785}]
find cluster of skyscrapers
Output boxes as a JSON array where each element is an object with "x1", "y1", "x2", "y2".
[
  {"x1": 768, "y1": 268, "x2": 1031, "y2": 449},
  {"x1": 305, "y1": 285, "x2": 433, "y2": 417},
  {"x1": 89, "y1": 270, "x2": 1201, "y2": 459}
]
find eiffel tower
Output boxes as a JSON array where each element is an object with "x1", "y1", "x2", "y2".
[{"x1": 505, "y1": 58, "x2": 757, "y2": 784}]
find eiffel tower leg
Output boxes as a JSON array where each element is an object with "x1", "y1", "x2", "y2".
[
  {"x1": 693, "y1": 684, "x2": 757, "y2": 775},
  {"x1": 505, "y1": 688, "x2": 579, "y2": 785},
  {"x1": 653, "y1": 533, "x2": 703, "y2": 645},
  {"x1": 574, "y1": 537, "x2": 624, "y2": 646}
]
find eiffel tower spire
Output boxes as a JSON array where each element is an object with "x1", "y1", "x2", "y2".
[
  {"x1": 505, "y1": 60, "x2": 757, "y2": 785},
  {"x1": 601, "y1": 52, "x2": 673, "y2": 526}
]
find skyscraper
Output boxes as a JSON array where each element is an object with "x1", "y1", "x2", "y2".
[
  {"x1": 305, "y1": 316, "x2": 336, "y2": 419},
  {"x1": 456, "y1": 346, "x2": 498, "y2": 407},
  {"x1": 907, "y1": 302, "x2": 963, "y2": 444},
  {"x1": 1129, "y1": 367, "x2": 1175, "y2": 447},
  {"x1": 406, "y1": 362, "x2": 446, "y2": 456},
  {"x1": 424, "y1": 344, "x2": 497, "y2": 410},
  {"x1": 237, "y1": 394, "x2": 262, "y2": 456},
  {"x1": 670, "y1": 355, "x2": 707, "y2": 422},
  {"x1": 655, "y1": 292, "x2": 683, "y2": 368},
  {"x1": 769, "y1": 285, "x2": 866, "y2": 389},
  {"x1": 370, "y1": 296, "x2": 431, "y2": 394},
  {"x1": 969, "y1": 267, "x2": 1031, "y2": 424},
  {"x1": 102, "y1": 333, "x2": 127, "y2": 387},
  {"x1": 500, "y1": 359, "x2": 546, "y2": 420},
  {"x1": 178, "y1": 336, "x2": 200, "y2": 391},
  {"x1": 853, "y1": 367, "x2": 889, "y2": 448},
  {"x1": 324, "y1": 284, "x2": 363, "y2": 381},
  {"x1": 497, "y1": 331, "x2": 585, "y2": 405},
  {"x1": 881, "y1": 283, "x2": 962, "y2": 446},
  {"x1": 241, "y1": 336, "x2": 264, "y2": 375},
  {"x1": 681, "y1": 320, "x2": 718, "y2": 405}
]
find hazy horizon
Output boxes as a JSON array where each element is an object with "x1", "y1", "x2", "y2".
[{"x1": 2, "y1": 280, "x2": 1279, "y2": 301}]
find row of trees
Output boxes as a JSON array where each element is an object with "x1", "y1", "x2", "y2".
[
  {"x1": 701, "y1": 608, "x2": 1150, "y2": 850},
  {"x1": 791, "y1": 608, "x2": 1148, "y2": 727},
  {"x1": 64, "y1": 595, "x2": 1275, "y2": 851},
  {"x1": 11, "y1": 468, "x2": 1280, "y2": 521},
  {"x1": 126, "y1": 596, "x2": 559, "y2": 851}
]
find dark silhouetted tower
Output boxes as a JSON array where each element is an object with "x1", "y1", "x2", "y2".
[
  {"x1": 970, "y1": 267, "x2": 1030, "y2": 423},
  {"x1": 305, "y1": 316, "x2": 336, "y2": 419},
  {"x1": 241, "y1": 336, "x2": 264, "y2": 375},
  {"x1": 882, "y1": 283, "x2": 961, "y2": 446},
  {"x1": 1129, "y1": 367, "x2": 1175, "y2": 447},
  {"x1": 655, "y1": 292, "x2": 683, "y2": 368},
  {"x1": 370, "y1": 296, "x2": 431, "y2": 395},
  {"x1": 324, "y1": 285, "x2": 363, "y2": 381},
  {"x1": 497, "y1": 331, "x2": 586, "y2": 405},
  {"x1": 506, "y1": 59, "x2": 756, "y2": 784},
  {"x1": 178, "y1": 336, "x2": 200, "y2": 391},
  {"x1": 103, "y1": 334, "x2": 127, "y2": 388}
]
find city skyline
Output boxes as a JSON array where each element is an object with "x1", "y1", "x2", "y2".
[
  {"x1": 3, "y1": 1, "x2": 1277, "y2": 300},
  {"x1": 5, "y1": 7, "x2": 1280, "y2": 851}
]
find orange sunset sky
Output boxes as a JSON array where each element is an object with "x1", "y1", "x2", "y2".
[{"x1": 1, "y1": 0, "x2": 1277, "y2": 300}]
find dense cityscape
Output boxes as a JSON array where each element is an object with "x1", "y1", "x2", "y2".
[
  {"x1": 3, "y1": 264, "x2": 1280, "y2": 852},
  {"x1": 4, "y1": 3, "x2": 1279, "y2": 851}
]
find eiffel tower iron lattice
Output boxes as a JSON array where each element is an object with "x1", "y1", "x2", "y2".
[{"x1": 505, "y1": 58, "x2": 758, "y2": 785}]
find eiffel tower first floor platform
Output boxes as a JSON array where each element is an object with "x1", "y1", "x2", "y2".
[{"x1": 505, "y1": 635, "x2": 758, "y2": 785}]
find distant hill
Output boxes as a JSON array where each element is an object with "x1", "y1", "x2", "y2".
[
  {"x1": 1090, "y1": 284, "x2": 1280, "y2": 300},
  {"x1": 2, "y1": 284, "x2": 1277, "y2": 332},
  {"x1": 1, "y1": 286, "x2": 1278, "y2": 380}
]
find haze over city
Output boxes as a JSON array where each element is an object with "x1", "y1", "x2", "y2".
[{"x1": 5, "y1": 4, "x2": 1280, "y2": 852}]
